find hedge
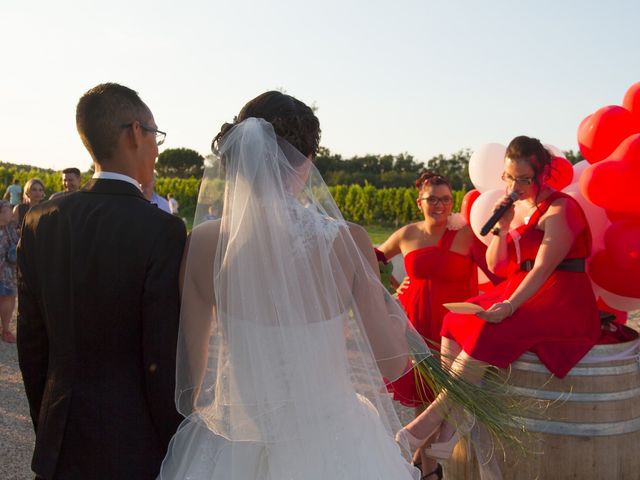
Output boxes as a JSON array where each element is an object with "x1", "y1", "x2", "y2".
[
  {"x1": 1, "y1": 168, "x2": 465, "y2": 228},
  {"x1": 328, "y1": 184, "x2": 465, "y2": 226}
]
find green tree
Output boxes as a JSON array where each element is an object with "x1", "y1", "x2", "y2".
[
  {"x1": 393, "y1": 153, "x2": 423, "y2": 173},
  {"x1": 563, "y1": 149, "x2": 584, "y2": 165},
  {"x1": 316, "y1": 151, "x2": 423, "y2": 188},
  {"x1": 156, "y1": 148, "x2": 204, "y2": 178},
  {"x1": 314, "y1": 147, "x2": 343, "y2": 178},
  {"x1": 426, "y1": 149, "x2": 472, "y2": 190}
]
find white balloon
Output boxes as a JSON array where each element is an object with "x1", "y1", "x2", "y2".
[
  {"x1": 544, "y1": 144, "x2": 566, "y2": 158},
  {"x1": 593, "y1": 284, "x2": 640, "y2": 312},
  {"x1": 469, "y1": 189, "x2": 505, "y2": 246},
  {"x1": 562, "y1": 182, "x2": 610, "y2": 256},
  {"x1": 571, "y1": 160, "x2": 590, "y2": 185},
  {"x1": 469, "y1": 143, "x2": 506, "y2": 192}
]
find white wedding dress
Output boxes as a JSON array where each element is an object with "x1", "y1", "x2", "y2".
[
  {"x1": 159, "y1": 118, "x2": 422, "y2": 479},
  {"x1": 160, "y1": 316, "x2": 418, "y2": 479}
]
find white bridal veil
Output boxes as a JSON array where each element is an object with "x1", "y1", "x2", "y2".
[{"x1": 160, "y1": 118, "x2": 429, "y2": 479}]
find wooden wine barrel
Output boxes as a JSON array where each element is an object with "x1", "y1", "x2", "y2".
[{"x1": 444, "y1": 334, "x2": 640, "y2": 479}]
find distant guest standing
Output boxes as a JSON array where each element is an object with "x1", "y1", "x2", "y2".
[
  {"x1": 167, "y1": 193, "x2": 179, "y2": 215},
  {"x1": 0, "y1": 200, "x2": 18, "y2": 343},
  {"x1": 4, "y1": 179, "x2": 22, "y2": 206},
  {"x1": 17, "y1": 83, "x2": 186, "y2": 480},
  {"x1": 13, "y1": 178, "x2": 46, "y2": 230},
  {"x1": 49, "y1": 167, "x2": 82, "y2": 199},
  {"x1": 142, "y1": 177, "x2": 172, "y2": 214}
]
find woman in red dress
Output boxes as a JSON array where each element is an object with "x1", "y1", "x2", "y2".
[
  {"x1": 395, "y1": 136, "x2": 601, "y2": 460},
  {"x1": 378, "y1": 171, "x2": 498, "y2": 478}
]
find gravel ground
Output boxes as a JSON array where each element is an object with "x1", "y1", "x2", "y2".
[
  {"x1": 0, "y1": 315, "x2": 34, "y2": 480},
  {"x1": 3, "y1": 311, "x2": 640, "y2": 480}
]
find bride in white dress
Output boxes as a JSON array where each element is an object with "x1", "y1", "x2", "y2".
[{"x1": 159, "y1": 92, "x2": 428, "y2": 479}]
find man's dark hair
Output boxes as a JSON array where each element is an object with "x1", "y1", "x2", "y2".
[
  {"x1": 76, "y1": 83, "x2": 150, "y2": 164},
  {"x1": 62, "y1": 167, "x2": 81, "y2": 177}
]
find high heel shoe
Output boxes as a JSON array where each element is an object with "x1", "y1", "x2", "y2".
[
  {"x1": 395, "y1": 427, "x2": 431, "y2": 451},
  {"x1": 422, "y1": 463, "x2": 443, "y2": 480},
  {"x1": 422, "y1": 413, "x2": 475, "y2": 460},
  {"x1": 422, "y1": 430, "x2": 460, "y2": 459}
]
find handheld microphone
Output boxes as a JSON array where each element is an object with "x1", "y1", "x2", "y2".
[{"x1": 480, "y1": 191, "x2": 519, "y2": 236}]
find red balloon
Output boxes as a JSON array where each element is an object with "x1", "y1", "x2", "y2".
[
  {"x1": 580, "y1": 133, "x2": 640, "y2": 214},
  {"x1": 604, "y1": 220, "x2": 640, "y2": 268},
  {"x1": 589, "y1": 250, "x2": 640, "y2": 298},
  {"x1": 546, "y1": 156, "x2": 573, "y2": 190},
  {"x1": 605, "y1": 209, "x2": 640, "y2": 223},
  {"x1": 577, "y1": 105, "x2": 639, "y2": 163},
  {"x1": 623, "y1": 82, "x2": 640, "y2": 118},
  {"x1": 460, "y1": 189, "x2": 480, "y2": 224}
]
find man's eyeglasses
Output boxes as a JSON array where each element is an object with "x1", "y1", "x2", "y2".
[
  {"x1": 501, "y1": 173, "x2": 534, "y2": 186},
  {"x1": 121, "y1": 122, "x2": 166, "y2": 146},
  {"x1": 419, "y1": 196, "x2": 453, "y2": 206}
]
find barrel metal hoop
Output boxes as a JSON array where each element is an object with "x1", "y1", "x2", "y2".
[
  {"x1": 511, "y1": 360, "x2": 639, "y2": 376},
  {"x1": 508, "y1": 385, "x2": 640, "y2": 402},
  {"x1": 516, "y1": 415, "x2": 640, "y2": 436}
]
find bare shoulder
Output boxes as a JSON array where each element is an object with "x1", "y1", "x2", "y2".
[
  {"x1": 378, "y1": 222, "x2": 415, "y2": 250},
  {"x1": 457, "y1": 223, "x2": 475, "y2": 240},
  {"x1": 450, "y1": 224, "x2": 475, "y2": 254},
  {"x1": 455, "y1": 224, "x2": 474, "y2": 239},
  {"x1": 543, "y1": 195, "x2": 582, "y2": 220},
  {"x1": 540, "y1": 195, "x2": 585, "y2": 232},
  {"x1": 184, "y1": 219, "x2": 221, "y2": 272},
  {"x1": 189, "y1": 219, "x2": 221, "y2": 252},
  {"x1": 182, "y1": 219, "x2": 221, "y2": 293},
  {"x1": 401, "y1": 221, "x2": 422, "y2": 236},
  {"x1": 346, "y1": 221, "x2": 373, "y2": 250}
]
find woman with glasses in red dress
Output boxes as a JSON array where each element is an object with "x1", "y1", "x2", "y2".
[
  {"x1": 395, "y1": 135, "x2": 601, "y2": 462},
  {"x1": 377, "y1": 171, "x2": 499, "y2": 479}
]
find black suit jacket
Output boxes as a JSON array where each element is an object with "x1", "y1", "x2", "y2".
[{"x1": 17, "y1": 179, "x2": 186, "y2": 480}]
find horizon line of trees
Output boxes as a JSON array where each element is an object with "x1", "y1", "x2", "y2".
[
  {"x1": 0, "y1": 146, "x2": 584, "y2": 225},
  {"x1": 1, "y1": 145, "x2": 584, "y2": 190}
]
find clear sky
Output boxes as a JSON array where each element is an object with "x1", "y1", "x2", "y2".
[{"x1": 1, "y1": 0, "x2": 639, "y2": 171}]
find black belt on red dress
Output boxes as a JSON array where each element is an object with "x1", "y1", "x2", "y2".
[{"x1": 520, "y1": 258, "x2": 585, "y2": 273}]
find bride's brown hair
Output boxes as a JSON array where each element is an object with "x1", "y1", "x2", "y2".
[{"x1": 212, "y1": 91, "x2": 320, "y2": 158}]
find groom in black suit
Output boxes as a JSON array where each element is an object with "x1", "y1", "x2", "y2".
[{"x1": 17, "y1": 83, "x2": 186, "y2": 480}]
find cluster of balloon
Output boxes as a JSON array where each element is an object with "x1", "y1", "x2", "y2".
[
  {"x1": 579, "y1": 82, "x2": 640, "y2": 312},
  {"x1": 463, "y1": 83, "x2": 640, "y2": 314}
]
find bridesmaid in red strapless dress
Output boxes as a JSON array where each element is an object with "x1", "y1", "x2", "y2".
[
  {"x1": 397, "y1": 136, "x2": 602, "y2": 462},
  {"x1": 377, "y1": 171, "x2": 500, "y2": 475},
  {"x1": 385, "y1": 228, "x2": 496, "y2": 407}
]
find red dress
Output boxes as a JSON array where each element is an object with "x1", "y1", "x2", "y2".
[
  {"x1": 388, "y1": 228, "x2": 488, "y2": 407},
  {"x1": 441, "y1": 191, "x2": 601, "y2": 379}
]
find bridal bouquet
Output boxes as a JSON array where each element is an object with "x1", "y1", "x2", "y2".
[{"x1": 405, "y1": 329, "x2": 534, "y2": 455}]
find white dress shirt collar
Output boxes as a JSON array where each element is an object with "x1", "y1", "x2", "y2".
[{"x1": 92, "y1": 171, "x2": 141, "y2": 190}]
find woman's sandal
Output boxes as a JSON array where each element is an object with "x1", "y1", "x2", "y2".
[
  {"x1": 422, "y1": 412, "x2": 475, "y2": 460},
  {"x1": 412, "y1": 460, "x2": 442, "y2": 480},
  {"x1": 1, "y1": 330, "x2": 16, "y2": 343},
  {"x1": 422, "y1": 463, "x2": 443, "y2": 480}
]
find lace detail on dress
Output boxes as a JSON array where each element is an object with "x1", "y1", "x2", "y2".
[{"x1": 288, "y1": 198, "x2": 345, "y2": 259}]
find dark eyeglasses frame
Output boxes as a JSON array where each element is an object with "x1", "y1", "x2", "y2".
[
  {"x1": 121, "y1": 122, "x2": 166, "y2": 146},
  {"x1": 501, "y1": 172, "x2": 534, "y2": 186},
  {"x1": 419, "y1": 195, "x2": 453, "y2": 206}
]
